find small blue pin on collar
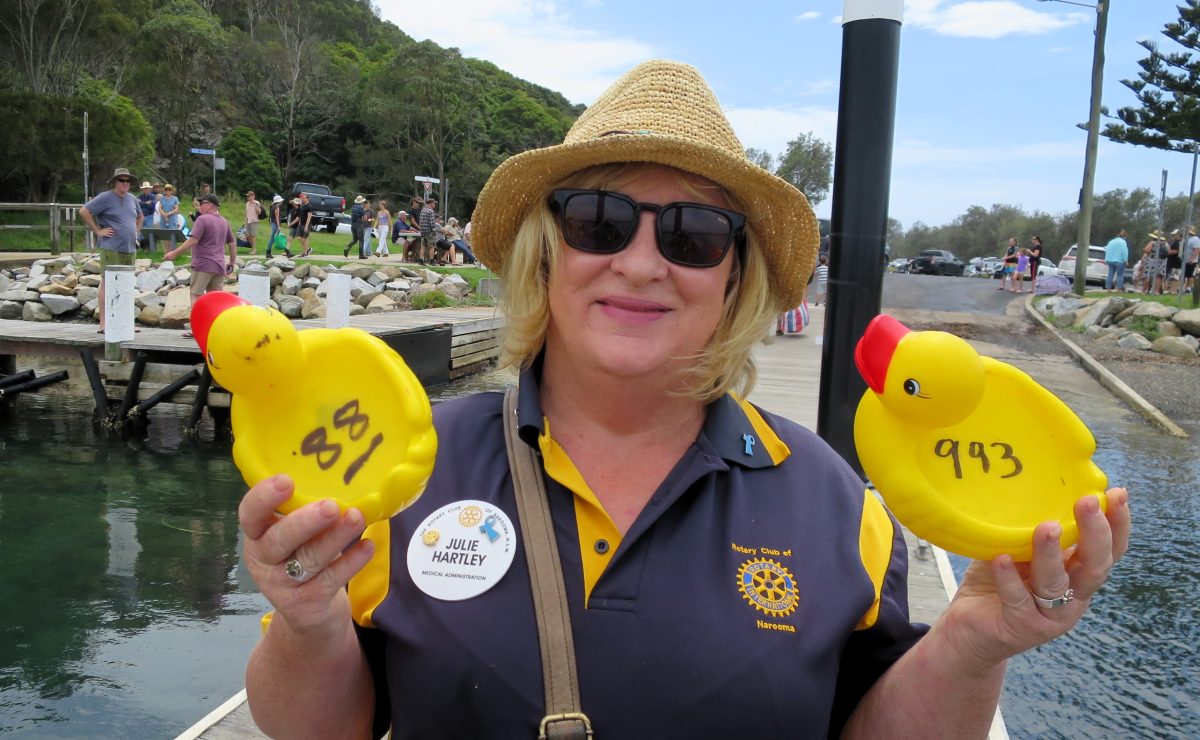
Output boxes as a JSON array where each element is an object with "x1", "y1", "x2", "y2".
[{"x1": 742, "y1": 433, "x2": 756, "y2": 456}]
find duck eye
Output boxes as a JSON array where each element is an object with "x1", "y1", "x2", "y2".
[{"x1": 903, "y1": 379, "x2": 920, "y2": 396}]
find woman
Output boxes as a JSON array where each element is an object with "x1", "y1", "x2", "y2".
[
  {"x1": 373, "y1": 200, "x2": 391, "y2": 258},
  {"x1": 442, "y1": 216, "x2": 478, "y2": 264},
  {"x1": 240, "y1": 60, "x2": 1129, "y2": 739},
  {"x1": 156, "y1": 184, "x2": 181, "y2": 229},
  {"x1": 264, "y1": 195, "x2": 289, "y2": 258},
  {"x1": 1028, "y1": 235, "x2": 1043, "y2": 293},
  {"x1": 998, "y1": 237, "x2": 1018, "y2": 291}
]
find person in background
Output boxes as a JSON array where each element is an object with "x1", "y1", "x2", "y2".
[
  {"x1": 244, "y1": 191, "x2": 262, "y2": 254},
  {"x1": 293, "y1": 192, "x2": 313, "y2": 258},
  {"x1": 192, "y1": 183, "x2": 212, "y2": 224},
  {"x1": 1184, "y1": 224, "x2": 1200, "y2": 293},
  {"x1": 358, "y1": 199, "x2": 374, "y2": 260},
  {"x1": 1166, "y1": 228, "x2": 1183, "y2": 292},
  {"x1": 265, "y1": 195, "x2": 289, "y2": 258},
  {"x1": 165, "y1": 192, "x2": 236, "y2": 339},
  {"x1": 345, "y1": 195, "x2": 366, "y2": 258},
  {"x1": 441, "y1": 216, "x2": 478, "y2": 264},
  {"x1": 1143, "y1": 231, "x2": 1167, "y2": 296},
  {"x1": 137, "y1": 181, "x2": 157, "y2": 223},
  {"x1": 418, "y1": 197, "x2": 438, "y2": 264},
  {"x1": 998, "y1": 237, "x2": 1018, "y2": 292},
  {"x1": 813, "y1": 253, "x2": 829, "y2": 305},
  {"x1": 1014, "y1": 247, "x2": 1029, "y2": 293},
  {"x1": 156, "y1": 184, "x2": 181, "y2": 229},
  {"x1": 1104, "y1": 228, "x2": 1129, "y2": 293},
  {"x1": 80, "y1": 167, "x2": 143, "y2": 333},
  {"x1": 1027, "y1": 235, "x2": 1043, "y2": 294},
  {"x1": 373, "y1": 199, "x2": 391, "y2": 258},
  {"x1": 238, "y1": 59, "x2": 1129, "y2": 740}
]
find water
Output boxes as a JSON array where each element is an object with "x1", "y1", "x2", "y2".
[{"x1": 1, "y1": 363, "x2": 1196, "y2": 738}]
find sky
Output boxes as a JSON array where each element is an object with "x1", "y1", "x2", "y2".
[{"x1": 376, "y1": 0, "x2": 1194, "y2": 231}]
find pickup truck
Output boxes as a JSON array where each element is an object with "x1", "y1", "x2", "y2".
[
  {"x1": 288, "y1": 183, "x2": 345, "y2": 233},
  {"x1": 911, "y1": 249, "x2": 965, "y2": 276}
]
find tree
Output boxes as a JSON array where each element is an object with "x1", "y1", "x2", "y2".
[
  {"x1": 1103, "y1": 2, "x2": 1200, "y2": 154},
  {"x1": 745, "y1": 147, "x2": 775, "y2": 172},
  {"x1": 219, "y1": 126, "x2": 281, "y2": 198},
  {"x1": 775, "y1": 132, "x2": 834, "y2": 206}
]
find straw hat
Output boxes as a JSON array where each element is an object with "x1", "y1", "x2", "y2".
[
  {"x1": 471, "y1": 59, "x2": 819, "y2": 309},
  {"x1": 354, "y1": 195, "x2": 366, "y2": 204},
  {"x1": 1149, "y1": 231, "x2": 1163, "y2": 240},
  {"x1": 140, "y1": 181, "x2": 152, "y2": 189}
]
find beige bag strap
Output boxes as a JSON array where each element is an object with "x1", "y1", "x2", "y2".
[{"x1": 503, "y1": 387, "x2": 593, "y2": 740}]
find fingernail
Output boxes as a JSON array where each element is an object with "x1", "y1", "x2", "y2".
[
  {"x1": 1087, "y1": 496, "x2": 1102, "y2": 515},
  {"x1": 317, "y1": 499, "x2": 339, "y2": 517},
  {"x1": 345, "y1": 508, "x2": 363, "y2": 528},
  {"x1": 271, "y1": 475, "x2": 291, "y2": 493},
  {"x1": 1048, "y1": 524, "x2": 1063, "y2": 542}
]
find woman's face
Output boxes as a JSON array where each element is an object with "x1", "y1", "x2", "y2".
[{"x1": 544, "y1": 164, "x2": 736, "y2": 386}]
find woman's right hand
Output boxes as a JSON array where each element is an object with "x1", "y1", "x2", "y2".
[{"x1": 238, "y1": 474, "x2": 374, "y2": 636}]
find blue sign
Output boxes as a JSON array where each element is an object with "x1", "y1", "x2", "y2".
[{"x1": 189, "y1": 148, "x2": 215, "y2": 155}]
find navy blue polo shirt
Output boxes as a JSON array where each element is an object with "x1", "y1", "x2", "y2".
[{"x1": 350, "y1": 366, "x2": 927, "y2": 739}]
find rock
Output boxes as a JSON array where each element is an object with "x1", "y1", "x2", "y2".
[
  {"x1": 135, "y1": 290, "x2": 161, "y2": 309},
  {"x1": 438, "y1": 281, "x2": 470, "y2": 299},
  {"x1": 82, "y1": 258, "x2": 101, "y2": 274},
  {"x1": 0, "y1": 274, "x2": 9, "y2": 293},
  {"x1": 29, "y1": 263, "x2": 46, "y2": 278},
  {"x1": 277, "y1": 294, "x2": 303, "y2": 317},
  {"x1": 1172, "y1": 307, "x2": 1200, "y2": 336},
  {"x1": 383, "y1": 290, "x2": 409, "y2": 306},
  {"x1": 364, "y1": 294, "x2": 397, "y2": 313},
  {"x1": 281, "y1": 275, "x2": 303, "y2": 295},
  {"x1": 0, "y1": 301, "x2": 21, "y2": 319},
  {"x1": 301, "y1": 293, "x2": 324, "y2": 319},
  {"x1": 367, "y1": 271, "x2": 389, "y2": 287},
  {"x1": 1072, "y1": 297, "x2": 1113, "y2": 329},
  {"x1": 0, "y1": 290, "x2": 38, "y2": 302},
  {"x1": 38, "y1": 283, "x2": 75, "y2": 296},
  {"x1": 1150, "y1": 336, "x2": 1199, "y2": 358},
  {"x1": 292, "y1": 263, "x2": 310, "y2": 279},
  {"x1": 1130, "y1": 301, "x2": 1178, "y2": 320},
  {"x1": 1157, "y1": 321, "x2": 1183, "y2": 338},
  {"x1": 420, "y1": 268, "x2": 442, "y2": 284},
  {"x1": 136, "y1": 269, "x2": 167, "y2": 293},
  {"x1": 385, "y1": 279, "x2": 411, "y2": 292},
  {"x1": 350, "y1": 266, "x2": 376, "y2": 280},
  {"x1": 354, "y1": 289, "x2": 381, "y2": 308},
  {"x1": 1117, "y1": 332, "x2": 1153, "y2": 350},
  {"x1": 25, "y1": 274, "x2": 49, "y2": 290},
  {"x1": 349, "y1": 276, "x2": 375, "y2": 297},
  {"x1": 78, "y1": 274, "x2": 101, "y2": 287},
  {"x1": 39, "y1": 294, "x2": 79, "y2": 315},
  {"x1": 159, "y1": 287, "x2": 192, "y2": 328},
  {"x1": 348, "y1": 303, "x2": 365, "y2": 316},
  {"x1": 268, "y1": 265, "x2": 285, "y2": 286},
  {"x1": 76, "y1": 286, "x2": 98, "y2": 306},
  {"x1": 303, "y1": 276, "x2": 321, "y2": 290},
  {"x1": 139, "y1": 305, "x2": 163, "y2": 326},
  {"x1": 22, "y1": 301, "x2": 53, "y2": 321}
]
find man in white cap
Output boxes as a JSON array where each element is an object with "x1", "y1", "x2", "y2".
[{"x1": 80, "y1": 167, "x2": 143, "y2": 332}]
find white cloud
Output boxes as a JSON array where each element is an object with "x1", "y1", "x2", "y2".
[
  {"x1": 795, "y1": 11, "x2": 820, "y2": 22},
  {"x1": 727, "y1": 106, "x2": 839, "y2": 156},
  {"x1": 905, "y1": 0, "x2": 1091, "y2": 39},
  {"x1": 375, "y1": 0, "x2": 656, "y2": 103}
]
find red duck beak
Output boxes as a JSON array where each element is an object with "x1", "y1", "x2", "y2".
[
  {"x1": 189, "y1": 292, "x2": 249, "y2": 355},
  {"x1": 854, "y1": 314, "x2": 911, "y2": 394}
]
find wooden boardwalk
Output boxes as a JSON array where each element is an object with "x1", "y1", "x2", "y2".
[{"x1": 173, "y1": 304, "x2": 1005, "y2": 739}]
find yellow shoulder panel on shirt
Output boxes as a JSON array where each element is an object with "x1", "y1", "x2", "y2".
[
  {"x1": 855, "y1": 490, "x2": 894, "y2": 631},
  {"x1": 737, "y1": 399, "x2": 791, "y2": 465},
  {"x1": 348, "y1": 518, "x2": 392, "y2": 628}
]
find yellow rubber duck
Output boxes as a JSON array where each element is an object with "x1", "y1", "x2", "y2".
[
  {"x1": 853, "y1": 314, "x2": 1107, "y2": 561},
  {"x1": 190, "y1": 292, "x2": 436, "y2": 526}
]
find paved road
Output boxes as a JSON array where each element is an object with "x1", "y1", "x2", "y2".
[{"x1": 881, "y1": 272, "x2": 1024, "y2": 314}]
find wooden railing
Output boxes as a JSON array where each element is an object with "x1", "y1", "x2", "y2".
[{"x1": 0, "y1": 202, "x2": 92, "y2": 254}]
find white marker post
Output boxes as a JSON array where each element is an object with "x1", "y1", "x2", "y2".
[
  {"x1": 103, "y1": 264, "x2": 136, "y2": 361},
  {"x1": 238, "y1": 264, "x2": 270, "y2": 308},
  {"x1": 325, "y1": 268, "x2": 352, "y2": 328}
]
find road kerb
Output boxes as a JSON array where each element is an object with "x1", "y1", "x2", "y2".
[{"x1": 1023, "y1": 294, "x2": 1188, "y2": 438}]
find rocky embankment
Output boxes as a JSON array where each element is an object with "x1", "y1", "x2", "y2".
[
  {"x1": 0, "y1": 254, "x2": 476, "y2": 327},
  {"x1": 1036, "y1": 293, "x2": 1200, "y2": 359}
]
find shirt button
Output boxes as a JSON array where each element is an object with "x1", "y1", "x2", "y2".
[{"x1": 594, "y1": 539, "x2": 610, "y2": 555}]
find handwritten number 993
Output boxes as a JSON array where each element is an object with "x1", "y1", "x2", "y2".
[
  {"x1": 933, "y1": 438, "x2": 1023, "y2": 480},
  {"x1": 299, "y1": 400, "x2": 385, "y2": 485}
]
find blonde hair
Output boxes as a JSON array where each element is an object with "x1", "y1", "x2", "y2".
[{"x1": 499, "y1": 163, "x2": 776, "y2": 403}]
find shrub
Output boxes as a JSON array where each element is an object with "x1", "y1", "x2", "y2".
[
  {"x1": 410, "y1": 291, "x2": 456, "y2": 310},
  {"x1": 1127, "y1": 316, "x2": 1161, "y2": 342}
]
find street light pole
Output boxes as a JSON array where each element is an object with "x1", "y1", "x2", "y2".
[{"x1": 1072, "y1": 0, "x2": 1110, "y2": 296}]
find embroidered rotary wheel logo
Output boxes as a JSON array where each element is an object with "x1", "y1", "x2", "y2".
[{"x1": 737, "y1": 558, "x2": 799, "y2": 617}]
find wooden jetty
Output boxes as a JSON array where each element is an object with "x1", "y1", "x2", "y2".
[
  {"x1": 0, "y1": 305, "x2": 504, "y2": 414},
  {"x1": 174, "y1": 305, "x2": 1008, "y2": 740}
]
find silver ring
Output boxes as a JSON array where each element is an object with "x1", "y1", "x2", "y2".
[
  {"x1": 284, "y1": 557, "x2": 315, "y2": 583},
  {"x1": 1032, "y1": 587, "x2": 1075, "y2": 609}
]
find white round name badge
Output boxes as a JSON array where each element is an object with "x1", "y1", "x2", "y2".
[{"x1": 406, "y1": 500, "x2": 517, "y2": 601}]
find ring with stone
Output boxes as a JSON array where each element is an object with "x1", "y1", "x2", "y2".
[
  {"x1": 1032, "y1": 587, "x2": 1075, "y2": 609},
  {"x1": 284, "y1": 557, "x2": 315, "y2": 583}
]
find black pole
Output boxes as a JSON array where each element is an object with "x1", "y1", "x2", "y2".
[
  {"x1": 0, "y1": 370, "x2": 69, "y2": 399},
  {"x1": 0, "y1": 369, "x2": 36, "y2": 389},
  {"x1": 128, "y1": 368, "x2": 200, "y2": 421},
  {"x1": 79, "y1": 348, "x2": 111, "y2": 422},
  {"x1": 818, "y1": 1, "x2": 903, "y2": 478},
  {"x1": 185, "y1": 365, "x2": 213, "y2": 433},
  {"x1": 115, "y1": 352, "x2": 148, "y2": 426}
]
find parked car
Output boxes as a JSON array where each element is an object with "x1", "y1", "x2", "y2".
[
  {"x1": 1058, "y1": 244, "x2": 1109, "y2": 285},
  {"x1": 287, "y1": 182, "x2": 346, "y2": 233},
  {"x1": 1036, "y1": 257, "x2": 1059, "y2": 279},
  {"x1": 976, "y1": 257, "x2": 1003, "y2": 278},
  {"x1": 911, "y1": 249, "x2": 965, "y2": 276}
]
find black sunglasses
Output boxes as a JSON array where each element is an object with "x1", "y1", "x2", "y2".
[
  {"x1": 115, "y1": 178, "x2": 134, "y2": 184},
  {"x1": 548, "y1": 189, "x2": 746, "y2": 268}
]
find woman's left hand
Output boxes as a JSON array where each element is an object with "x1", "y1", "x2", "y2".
[{"x1": 936, "y1": 487, "x2": 1131, "y2": 670}]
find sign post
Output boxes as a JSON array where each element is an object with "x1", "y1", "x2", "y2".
[
  {"x1": 415, "y1": 175, "x2": 440, "y2": 203},
  {"x1": 190, "y1": 147, "x2": 218, "y2": 195}
]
